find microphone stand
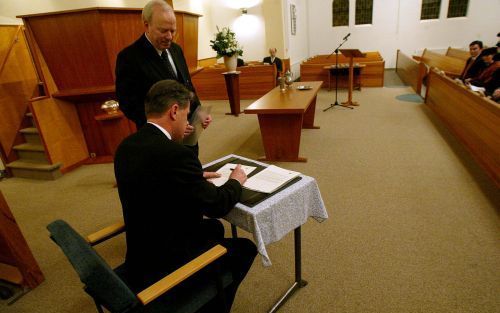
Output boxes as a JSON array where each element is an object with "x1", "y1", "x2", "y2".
[{"x1": 323, "y1": 36, "x2": 353, "y2": 111}]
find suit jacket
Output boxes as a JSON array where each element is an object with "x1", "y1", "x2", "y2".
[
  {"x1": 461, "y1": 56, "x2": 486, "y2": 80},
  {"x1": 263, "y1": 56, "x2": 283, "y2": 74},
  {"x1": 114, "y1": 124, "x2": 242, "y2": 288},
  {"x1": 115, "y1": 34, "x2": 201, "y2": 128}
]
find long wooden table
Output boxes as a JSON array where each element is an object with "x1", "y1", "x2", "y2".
[{"x1": 244, "y1": 81, "x2": 322, "y2": 162}]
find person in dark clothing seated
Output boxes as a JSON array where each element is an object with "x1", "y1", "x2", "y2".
[
  {"x1": 460, "y1": 40, "x2": 486, "y2": 81},
  {"x1": 114, "y1": 80, "x2": 257, "y2": 312},
  {"x1": 263, "y1": 48, "x2": 283, "y2": 75},
  {"x1": 237, "y1": 58, "x2": 245, "y2": 67},
  {"x1": 467, "y1": 48, "x2": 499, "y2": 95}
]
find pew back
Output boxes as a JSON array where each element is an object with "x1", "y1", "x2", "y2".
[
  {"x1": 425, "y1": 69, "x2": 500, "y2": 187},
  {"x1": 445, "y1": 47, "x2": 469, "y2": 62},
  {"x1": 421, "y1": 49, "x2": 466, "y2": 77}
]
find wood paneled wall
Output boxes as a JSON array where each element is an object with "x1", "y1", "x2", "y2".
[
  {"x1": 425, "y1": 69, "x2": 500, "y2": 187},
  {"x1": 192, "y1": 64, "x2": 277, "y2": 100},
  {"x1": 0, "y1": 25, "x2": 39, "y2": 161}
]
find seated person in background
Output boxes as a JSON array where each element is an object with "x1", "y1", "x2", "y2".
[
  {"x1": 460, "y1": 40, "x2": 486, "y2": 81},
  {"x1": 237, "y1": 58, "x2": 245, "y2": 67},
  {"x1": 114, "y1": 80, "x2": 257, "y2": 312},
  {"x1": 491, "y1": 87, "x2": 500, "y2": 103},
  {"x1": 467, "y1": 48, "x2": 499, "y2": 93},
  {"x1": 263, "y1": 48, "x2": 283, "y2": 75}
]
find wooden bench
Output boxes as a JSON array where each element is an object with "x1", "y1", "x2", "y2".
[
  {"x1": 191, "y1": 64, "x2": 277, "y2": 100},
  {"x1": 395, "y1": 49, "x2": 427, "y2": 94},
  {"x1": 425, "y1": 69, "x2": 500, "y2": 187},
  {"x1": 420, "y1": 49, "x2": 466, "y2": 78},
  {"x1": 445, "y1": 47, "x2": 469, "y2": 62},
  {"x1": 300, "y1": 52, "x2": 385, "y2": 88}
]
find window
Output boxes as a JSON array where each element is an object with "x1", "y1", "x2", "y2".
[
  {"x1": 447, "y1": 0, "x2": 468, "y2": 18},
  {"x1": 332, "y1": 0, "x2": 349, "y2": 27},
  {"x1": 355, "y1": 0, "x2": 373, "y2": 25},
  {"x1": 421, "y1": 0, "x2": 441, "y2": 20}
]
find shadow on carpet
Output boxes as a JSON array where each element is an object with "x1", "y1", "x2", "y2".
[{"x1": 395, "y1": 93, "x2": 423, "y2": 103}]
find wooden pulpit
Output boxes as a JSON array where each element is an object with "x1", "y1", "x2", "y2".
[
  {"x1": 18, "y1": 7, "x2": 200, "y2": 167},
  {"x1": 339, "y1": 49, "x2": 366, "y2": 107}
]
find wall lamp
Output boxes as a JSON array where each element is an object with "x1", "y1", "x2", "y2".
[{"x1": 241, "y1": 8, "x2": 248, "y2": 14}]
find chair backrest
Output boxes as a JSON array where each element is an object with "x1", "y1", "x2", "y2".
[{"x1": 47, "y1": 220, "x2": 139, "y2": 313}]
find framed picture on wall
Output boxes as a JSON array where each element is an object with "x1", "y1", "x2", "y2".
[{"x1": 290, "y1": 4, "x2": 297, "y2": 35}]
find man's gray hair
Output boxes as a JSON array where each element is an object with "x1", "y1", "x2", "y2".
[
  {"x1": 145, "y1": 80, "x2": 192, "y2": 117},
  {"x1": 142, "y1": 0, "x2": 173, "y2": 23}
]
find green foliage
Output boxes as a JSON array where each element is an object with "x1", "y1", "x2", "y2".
[{"x1": 209, "y1": 26, "x2": 243, "y2": 58}]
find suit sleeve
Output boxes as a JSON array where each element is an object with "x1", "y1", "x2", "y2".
[
  {"x1": 276, "y1": 58, "x2": 283, "y2": 72},
  {"x1": 174, "y1": 148, "x2": 242, "y2": 218},
  {"x1": 115, "y1": 50, "x2": 147, "y2": 127}
]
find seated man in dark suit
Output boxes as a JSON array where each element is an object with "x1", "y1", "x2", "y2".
[
  {"x1": 460, "y1": 40, "x2": 486, "y2": 81},
  {"x1": 114, "y1": 79, "x2": 257, "y2": 311},
  {"x1": 263, "y1": 48, "x2": 283, "y2": 75}
]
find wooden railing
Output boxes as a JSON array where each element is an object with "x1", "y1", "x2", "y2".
[{"x1": 425, "y1": 69, "x2": 500, "y2": 187}]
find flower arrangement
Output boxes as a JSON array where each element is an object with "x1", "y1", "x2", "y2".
[{"x1": 210, "y1": 26, "x2": 243, "y2": 58}]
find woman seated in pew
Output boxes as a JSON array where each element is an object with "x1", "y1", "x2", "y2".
[{"x1": 466, "y1": 48, "x2": 499, "y2": 94}]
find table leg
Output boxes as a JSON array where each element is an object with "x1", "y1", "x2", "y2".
[
  {"x1": 231, "y1": 224, "x2": 238, "y2": 238},
  {"x1": 268, "y1": 226, "x2": 307, "y2": 313},
  {"x1": 257, "y1": 114, "x2": 307, "y2": 162},
  {"x1": 302, "y1": 96, "x2": 320, "y2": 129}
]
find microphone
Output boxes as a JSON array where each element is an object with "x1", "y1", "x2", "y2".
[{"x1": 343, "y1": 33, "x2": 351, "y2": 40}]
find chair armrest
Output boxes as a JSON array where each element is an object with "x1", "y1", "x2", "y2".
[
  {"x1": 86, "y1": 221, "x2": 125, "y2": 246},
  {"x1": 137, "y1": 244, "x2": 227, "y2": 305}
]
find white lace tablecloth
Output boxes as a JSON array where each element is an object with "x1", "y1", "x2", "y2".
[{"x1": 204, "y1": 154, "x2": 328, "y2": 266}]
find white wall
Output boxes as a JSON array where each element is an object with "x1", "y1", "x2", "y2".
[
  {"x1": 308, "y1": 0, "x2": 500, "y2": 68},
  {"x1": 284, "y1": 0, "x2": 310, "y2": 77}
]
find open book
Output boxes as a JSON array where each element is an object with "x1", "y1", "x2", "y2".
[
  {"x1": 243, "y1": 165, "x2": 301, "y2": 194},
  {"x1": 209, "y1": 163, "x2": 257, "y2": 187}
]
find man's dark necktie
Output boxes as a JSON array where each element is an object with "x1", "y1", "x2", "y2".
[{"x1": 160, "y1": 50, "x2": 178, "y2": 80}]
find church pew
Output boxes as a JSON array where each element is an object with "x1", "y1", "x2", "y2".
[
  {"x1": 191, "y1": 64, "x2": 276, "y2": 100},
  {"x1": 300, "y1": 52, "x2": 384, "y2": 87},
  {"x1": 445, "y1": 47, "x2": 469, "y2": 62},
  {"x1": 395, "y1": 49, "x2": 426, "y2": 94},
  {"x1": 425, "y1": 69, "x2": 500, "y2": 187},
  {"x1": 420, "y1": 49, "x2": 466, "y2": 78}
]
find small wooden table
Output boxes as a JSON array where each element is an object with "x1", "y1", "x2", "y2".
[
  {"x1": 222, "y1": 71, "x2": 241, "y2": 116},
  {"x1": 244, "y1": 81, "x2": 322, "y2": 162}
]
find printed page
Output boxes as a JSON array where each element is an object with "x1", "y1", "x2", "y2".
[
  {"x1": 209, "y1": 163, "x2": 256, "y2": 187},
  {"x1": 243, "y1": 165, "x2": 300, "y2": 193}
]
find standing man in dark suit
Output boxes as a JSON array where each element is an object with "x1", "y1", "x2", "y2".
[
  {"x1": 114, "y1": 80, "x2": 257, "y2": 311},
  {"x1": 461, "y1": 40, "x2": 486, "y2": 81},
  {"x1": 263, "y1": 47, "x2": 283, "y2": 76},
  {"x1": 115, "y1": 0, "x2": 211, "y2": 138}
]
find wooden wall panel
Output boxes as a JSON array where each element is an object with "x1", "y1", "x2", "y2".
[
  {"x1": 26, "y1": 11, "x2": 114, "y2": 90},
  {"x1": 192, "y1": 65, "x2": 276, "y2": 100},
  {"x1": 426, "y1": 70, "x2": 500, "y2": 187},
  {"x1": 300, "y1": 61, "x2": 384, "y2": 88},
  {"x1": 0, "y1": 26, "x2": 38, "y2": 159},
  {"x1": 100, "y1": 10, "x2": 144, "y2": 80},
  {"x1": 0, "y1": 26, "x2": 20, "y2": 65},
  {"x1": 181, "y1": 14, "x2": 199, "y2": 70}
]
